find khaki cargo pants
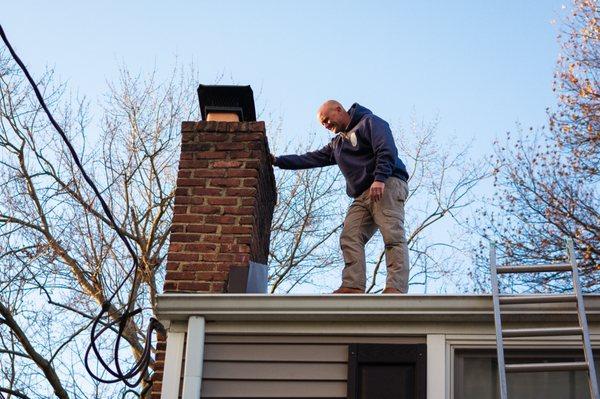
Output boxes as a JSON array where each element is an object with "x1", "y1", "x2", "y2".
[{"x1": 339, "y1": 176, "x2": 409, "y2": 292}]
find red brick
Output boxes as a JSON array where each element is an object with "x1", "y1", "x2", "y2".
[
  {"x1": 221, "y1": 244, "x2": 250, "y2": 253},
  {"x1": 192, "y1": 187, "x2": 222, "y2": 196},
  {"x1": 248, "y1": 122, "x2": 266, "y2": 132},
  {"x1": 168, "y1": 243, "x2": 184, "y2": 253},
  {"x1": 221, "y1": 225, "x2": 253, "y2": 234},
  {"x1": 239, "y1": 216, "x2": 254, "y2": 224},
  {"x1": 176, "y1": 178, "x2": 207, "y2": 186},
  {"x1": 210, "y1": 178, "x2": 241, "y2": 187},
  {"x1": 226, "y1": 187, "x2": 256, "y2": 196},
  {"x1": 235, "y1": 133, "x2": 264, "y2": 140},
  {"x1": 186, "y1": 224, "x2": 218, "y2": 233},
  {"x1": 189, "y1": 205, "x2": 221, "y2": 214},
  {"x1": 177, "y1": 281, "x2": 211, "y2": 291},
  {"x1": 168, "y1": 253, "x2": 199, "y2": 262},
  {"x1": 193, "y1": 169, "x2": 225, "y2": 178},
  {"x1": 247, "y1": 141, "x2": 264, "y2": 150},
  {"x1": 198, "y1": 133, "x2": 227, "y2": 142},
  {"x1": 229, "y1": 151, "x2": 252, "y2": 158},
  {"x1": 223, "y1": 206, "x2": 254, "y2": 215},
  {"x1": 235, "y1": 236, "x2": 253, "y2": 244},
  {"x1": 228, "y1": 169, "x2": 258, "y2": 178},
  {"x1": 189, "y1": 197, "x2": 207, "y2": 205},
  {"x1": 204, "y1": 235, "x2": 234, "y2": 243},
  {"x1": 178, "y1": 160, "x2": 209, "y2": 168},
  {"x1": 234, "y1": 254, "x2": 250, "y2": 263},
  {"x1": 181, "y1": 121, "x2": 195, "y2": 131},
  {"x1": 197, "y1": 151, "x2": 227, "y2": 159},
  {"x1": 244, "y1": 160, "x2": 260, "y2": 168},
  {"x1": 185, "y1": 243, "x2": 218, "y2": 252},
  {"x1": 170, "y1": 225, "x2": 184, "y2": 233},
  {"x1": 195, "y1": 271, "x2": 228, "y2": 281},
  {"x1": 175, "y1": 187, "x2": 189, "y2": 196},
  {"x1": 173, "y1": 205, "x2": 188, "y2": 215},
  {"x1": 174, "y1": 196, "x2": 191, "y2": 205},
  {"x1": 211, "y1": 282, "x2": 226, "y2": 292},
  {"x1": 243, "y1": 177, "x2": 259, "y2": 187},
  {"x1": 181, "y1": 263, "x2": 215, "y2": 272},
  {"x1": 172, "y1": 214, "x2": 205, "y2": 223},
  {"x1": 170, "y1": 233, "x2": 201, "y2": 242},
  {"x1": 168, "y1": 271, "x2": 196, "y2": 280},
  {"x1": 214, "y1": 264, "x2": 232, "y2": 272},
  {"x1": 204, "y1": 215, "x2": 236, "y2": 224},
  {"x1": 206, "y1": 197, "x2": 238, "y2": 206},
  {"x1": 201, "y1": 253, "x2": 238, "y2": 262},
  {"x1": 215, "y1": 142, "x2": 246, "y2": 151},
  {"x1": 210, "y1": 160, "x2": 242, "y2": 168},
  {"x1": 165, "y1": 261, "x2": 180, "y2": 271},
  {"x1": 181, "y1": 143, "x2": 212, "y2": 152}
]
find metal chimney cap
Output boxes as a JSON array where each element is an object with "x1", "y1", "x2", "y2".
[{"x1": 197, "y1": 84, "x2": 256, "y2": 122}]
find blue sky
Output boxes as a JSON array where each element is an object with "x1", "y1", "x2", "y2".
[
  {"x1": 3, "y1": 1, "x2": 565, "y2": 155},
  {"x1": 2, "y1": 1, "x2": 569, "y2": 293}
]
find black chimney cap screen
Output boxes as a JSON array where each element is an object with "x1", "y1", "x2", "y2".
[{"x1": 197, "y1": 84, "x2": 256, "y2": 122}]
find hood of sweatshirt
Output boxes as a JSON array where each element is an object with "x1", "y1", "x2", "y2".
[{"x1": 344, "y1": 103, "x2": 372, "y2": 132}]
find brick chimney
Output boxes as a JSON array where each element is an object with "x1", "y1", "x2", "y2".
[{"x1": 163, "y1": 120, "x2": 276, "y2": 293}]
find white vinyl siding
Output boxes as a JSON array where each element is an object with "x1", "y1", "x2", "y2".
[{"x1": 198, "y1": 334, "x2": 424, "y2": 398}]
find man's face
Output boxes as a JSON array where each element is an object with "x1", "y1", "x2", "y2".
[{"x1": 318, "y1": 107, "x2": 345, "y2": 134}]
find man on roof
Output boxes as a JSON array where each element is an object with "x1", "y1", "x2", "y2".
[{"x1": 272, "y1": 100, "x2": 410, "y2": 294}]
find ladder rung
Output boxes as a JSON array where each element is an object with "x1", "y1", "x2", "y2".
[
  {"x1": 496, "y1": 263, "x2": 572, "y2": 274},
  {"x1": 499, "y1": 294, "x2": 577, "y2": 305},
  {"x1": 506, "y1": 361, "x2": 588, "y2": 373},
  {"x1": 503, "y1": 326, "x2": 582, "y2": 338}
]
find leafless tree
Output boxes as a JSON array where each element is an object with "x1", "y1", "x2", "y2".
[
  {"x1": 470, "y1": 0, "x2": 600, "y2": 294},
  {"x1": 471, "y1": 127, "x2": 599, "y2": 293},
  {"x1": 0, "y1": 51, "x2": 198, "y2": 397},
  {"x1": 267, "y1": 129, "x2": 346, "y2": 293},
  {"x1": 550, "y1": 0, "x2": 600, "y2": 177},
  {"x1": 365, "y1": 116, "x2": 485, "y2": 293}
]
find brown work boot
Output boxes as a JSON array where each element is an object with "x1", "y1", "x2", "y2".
[
  {"x1": 332, "y1": 286, "x2": 365, "y2": 294},
  {"x1": 382, "y1": 287, "x2": 403, "y2": 294}
]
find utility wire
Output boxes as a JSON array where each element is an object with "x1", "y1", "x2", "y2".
[{"x1": 0, "y1": 24, "x2": 165, "y2": 395}]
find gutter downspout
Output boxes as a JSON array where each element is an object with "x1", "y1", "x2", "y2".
[{"x1": 181, "y1": 316, "x2": 205, "y2": 399}]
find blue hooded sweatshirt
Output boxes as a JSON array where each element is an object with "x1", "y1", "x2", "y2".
[{"x1": 275, "y1": 103, "x2": 409, "y2": 198}]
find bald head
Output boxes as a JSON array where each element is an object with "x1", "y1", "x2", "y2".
[
  {"x1": 317, "y1": 100, "x2": 351, "y2": 134},
  {"x1": 318, "y1": 100, "x2": 345, "y2": 114}
]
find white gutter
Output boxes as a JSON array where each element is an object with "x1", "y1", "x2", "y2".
[
  {"x1": 156, "y1": 294, "x2": 600, "y2": 323},
  {"x1": 181, "y1": 316, "x2": 205, "y2": 399}
]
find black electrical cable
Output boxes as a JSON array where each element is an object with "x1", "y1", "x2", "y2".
[{"x1": 0, "y1": 24, "x2": 165, "y2": 394}]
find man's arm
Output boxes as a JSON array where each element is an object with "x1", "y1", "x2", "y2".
[
  {"x1": 367, "y1": 116, "x2": 398, "y2": 182},
  {"x1": 274, "y1": 143, "x2": 336, "y2": 170}
]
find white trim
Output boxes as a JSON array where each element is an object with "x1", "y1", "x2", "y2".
[
  {"x1": 160, "y1": 329, "x2": 185, "y2": 399},
  {"x1": 181, "y1": 316, "x2": 205, "y2": 399},
  {"x1": 446, "y1": 334, "x2": 600, "y2": 398},
  {"x1": 427, "y1": 334, "x2": 446, "y2": 399}
]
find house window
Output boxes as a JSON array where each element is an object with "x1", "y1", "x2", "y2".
[
  {"x1": 347, "y1": 344, "x2": 426, "y2": 399},
  {"x1": 454, "y1": 349, "x2": 600, "y2": 399}
]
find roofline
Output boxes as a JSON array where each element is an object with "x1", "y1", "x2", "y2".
[{"x1": 156, "y1": 294, "x2": 600, "y2": 323}]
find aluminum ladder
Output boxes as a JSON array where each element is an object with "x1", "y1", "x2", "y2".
[{"x1": 490, "y1": 239, "x2": 599, "y2": 399}]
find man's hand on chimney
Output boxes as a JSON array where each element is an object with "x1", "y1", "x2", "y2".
[
  {"x1": 269, "y1": 153, "x2": 276, "y2": 166},
  {"x1": 369, "y1": 181, "x2": 385, "y2": 202}
]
